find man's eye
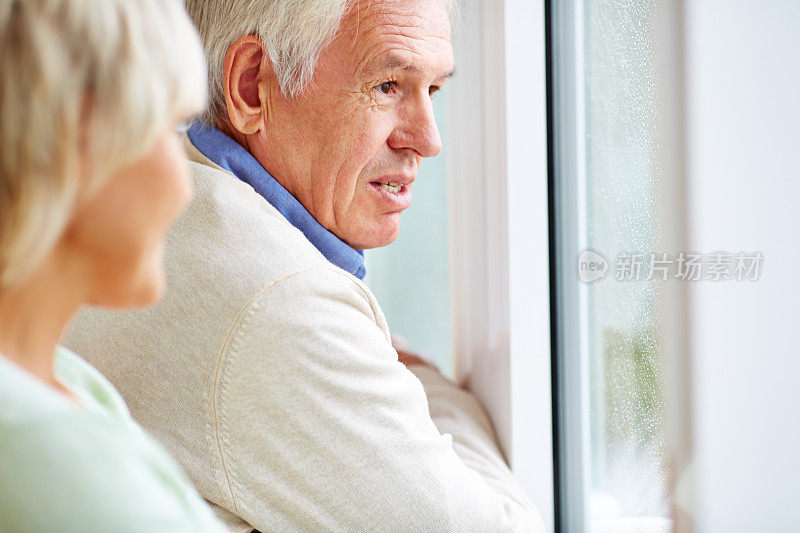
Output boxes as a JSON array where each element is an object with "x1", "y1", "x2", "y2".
[{"x1": 374, "y1": 81, "x2": 396, "y2": 95}]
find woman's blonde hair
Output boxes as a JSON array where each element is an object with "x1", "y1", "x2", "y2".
[{"x1": 0, "y1": 0, "x2": 207, "y2": 287}]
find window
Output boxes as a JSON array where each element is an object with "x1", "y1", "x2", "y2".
[
  {"x1": 369, "y1": 1, "x2": 800, "y2": 530},
  {"x1": 551, "y1": 0, "x2": 671, "y2": 530},
  {"x1": 364, "y1": 96, "x2": 454, "y2": 377},
  {"x1": 366, "y1": 0, "x2": 675, "y2": 529}
]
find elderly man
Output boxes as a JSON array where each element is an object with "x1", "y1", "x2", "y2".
[{"x1": 65, "y1": 0, "x2": 544, "y2": 531}]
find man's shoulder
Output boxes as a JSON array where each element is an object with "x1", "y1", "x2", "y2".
[
  {"x1": 182, "y1": 131, "x2": 319, "y2": 263},
  {"x1": 174, "y1": 155, "x2": 331, "y2": 299}
]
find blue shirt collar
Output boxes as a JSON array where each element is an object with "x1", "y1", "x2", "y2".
[{"x1": 187, "y1": 122, "x2": 365, "y2": 279}]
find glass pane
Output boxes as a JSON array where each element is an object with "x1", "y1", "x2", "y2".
[
  {"x1": 583, "y1": 0, "x2": 669, "y2": 530},
  {"x1": 364, "y1": 96, "x2": 453, "y2": 378}
]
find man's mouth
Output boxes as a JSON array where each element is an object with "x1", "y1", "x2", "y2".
[
  {"x1": 368, "y1": 179, "x2": 414, "y2": 210},
  {"x1": 377, "y1": 181, "x2": 403, "y2": 194}
]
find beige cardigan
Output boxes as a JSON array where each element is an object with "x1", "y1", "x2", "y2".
[{"x1": 64, "y1": 138, "x2": 544, "y2": 532}]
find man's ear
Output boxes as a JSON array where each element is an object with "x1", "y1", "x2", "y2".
[{"x1": 222, "y1": 35, "x2": 273, "y2": 135}]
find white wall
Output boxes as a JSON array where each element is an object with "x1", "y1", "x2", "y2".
[{"x1": 683, "y1": 1, "x2": 800, "y2": 530}]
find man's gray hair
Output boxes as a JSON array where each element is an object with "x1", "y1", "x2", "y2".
[
  {"x1": 185, "y1": 0, "x2": 457, "y2": 126},
  {"x1": 184, "y1": 0, "x2": 354, "y2": 125}
]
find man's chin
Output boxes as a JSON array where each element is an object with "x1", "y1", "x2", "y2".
[{"x1": 348, "y1": 215, "x2": 402, "y2": 250}]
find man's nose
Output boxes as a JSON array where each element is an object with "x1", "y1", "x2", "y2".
[{"x1": 389, "y1": 93, "x2": 443, "y2": 158}]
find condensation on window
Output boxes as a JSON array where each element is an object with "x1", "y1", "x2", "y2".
[{"x1": 584, "y1": 0, "x2": 669, "y2": 531}]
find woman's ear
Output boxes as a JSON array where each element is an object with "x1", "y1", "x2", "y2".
[{"x1": 222, "y1": 35, "x2": 273, "y2": 135}]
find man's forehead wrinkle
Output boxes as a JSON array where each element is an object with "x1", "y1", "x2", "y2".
[
  {"x1": 359, "y1": 11, "x2": 449, "y2": 39},
  {"x1": 348, "y1": 2, "x2": 450, "y2": 42},
  {"x1": 361, "y1": 50, "x2": 455, "y2": 81},
  {"x1": 362, "y1": 52, "x2": 421, "y2": 76},
  {"x1": 339, "y1": 1, "x2": 442, "y2": 48},
  {"x1": 332, "y1": 0, "x2": 453, "y2": 83},
  {"x1": 353, "y1": 28, "x2": 453, "y2": 75}
]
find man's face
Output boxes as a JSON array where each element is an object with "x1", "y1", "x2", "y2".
[{"x1": 251, "y1": 0, "x2": 454, "y2": 250}]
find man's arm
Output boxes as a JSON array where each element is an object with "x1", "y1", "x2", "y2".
[{"x1": 213, "y1": 264, "x2": 544, "y2": 532}]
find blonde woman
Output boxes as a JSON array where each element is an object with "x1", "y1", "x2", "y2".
[{"x1": 0, "y1": 0, "x2": 226, "y2": 531}]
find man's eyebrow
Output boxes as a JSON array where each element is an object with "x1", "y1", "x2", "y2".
[{"x1": 363, "y1": 54, "x2": 456, "y2": 80}]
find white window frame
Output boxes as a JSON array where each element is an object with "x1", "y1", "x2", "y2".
[
  {"x1": 549, "y1": 0, "x2": 589, "y2": 530},
  {"x1": 446, "y1": 1, "x2": 554, "y2": 530}
]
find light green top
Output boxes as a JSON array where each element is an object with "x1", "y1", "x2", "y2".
[{"x1": 0, "y1": 346, "x2": 226, "y2": 533}]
